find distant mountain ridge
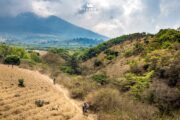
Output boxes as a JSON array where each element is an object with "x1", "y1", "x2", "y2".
[{"x1": 0, "y1": 12, "x2": 108, "y2": 48}]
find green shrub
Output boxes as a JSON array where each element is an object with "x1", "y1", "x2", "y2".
[
  {"x1": 35, "y1": 100, "x2": 44, "y2": 107},
  {"x1": 49, "y1": 48, "x2": 70, "y2": 60},
  {"x1": 133, "y1": 43, "x2": 145, "y2": 55},
  {"x1": 94, "y1": 59, "x2": 103, "y2": 67},
  {"x1": 106, "y1": 55, "x2": 115, "y2": 60},
  {"x1": 4, "y1": 55, "x2": 20, "y2": 65},
  {"x1": 61, "y1": 55, "x2": 82, "y2": 75},
  {"x1": 124, "y1": 49, "x2": 134, "y2": 57},
  {"x1": 92, "y1": 74, "x2": 109, "y2": 85},
  {"x1": 61, "y1": 65, "x2": 81, "y2": 75},
  {"x1": 145, "y1": 50, "x2": 180, "y2": 87},
  {"x1": 124, "y1": 71, "x2": 154, "y2": 99},
  {"x1": 104, "y1": 49, "x2": 119, "y2": 60},
  {"x1": 148, "y1": 29, "x2": 180, "y2": 50},
  {"x1": 30, "y1": 52, "x2": 41, "y2": 63},
  {"x1": 156, "y1": 29, "x2": 180, "y2": 43},
  {"x1": 161, "y1": 41, "x2": 172, "y2": 49},
  {"x1": 18, "y1": 79, "x2": 25, "y2": 87},
  {"x1": 104, "y1": 50, "x2": 118, "y2": 55}
]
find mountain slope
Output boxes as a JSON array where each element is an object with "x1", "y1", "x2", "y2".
[
  {"x1": 79, "y1": 29, "x2": 180, "y2": 119},
  {"x1": 0, "y1": 12, "x2": 107, "y2": 48},
  {"x1": 0, "y1": 64, "x2": 94, "y2": 120}
]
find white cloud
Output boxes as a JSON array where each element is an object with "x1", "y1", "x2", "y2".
[{"x1": 0, "y1": 0, "x2": 180, "y2": 38}]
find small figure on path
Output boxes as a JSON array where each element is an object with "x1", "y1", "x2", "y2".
[
  {"x1": 82, "y1": 102, "x2": 89, "y2": 114},
  {"x1": 53, "y1": 78, "x2": 56, "y2": 85}
]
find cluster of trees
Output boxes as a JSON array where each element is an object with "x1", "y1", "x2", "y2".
[
  {"x1": 61, "y1": 55, "x2": 81, "y2": 75},
  {"x1": 0, "y1": 44, "x2": 41, "y2": 66}
]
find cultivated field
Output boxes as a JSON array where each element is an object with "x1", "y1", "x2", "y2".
[{"x1": 0, "y1": 64, "x2": 92, "y2": 120}]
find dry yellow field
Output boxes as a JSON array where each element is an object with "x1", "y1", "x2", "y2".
[{"x1": 0, "y1": 64, "x2": 93, "y2": 120}]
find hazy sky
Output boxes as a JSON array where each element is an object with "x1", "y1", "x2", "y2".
[{"x1": 0, "y1": 0, "x2": 180, "y2": 38}]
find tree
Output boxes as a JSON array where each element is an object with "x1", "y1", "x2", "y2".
[
  {"x1": 4, "y1": 55, "x2": 20, "y2": 66},
  {"x1": 61, "y1": 55, "x2": 82, "y2": 75},
  {"x1": 68, "y1": 55, "x2": 81, "y2": 74}
]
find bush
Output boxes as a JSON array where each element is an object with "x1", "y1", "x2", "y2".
[
  {"x1": 92, "y1": 74, "x2": 109, "y2": 85},
  {"x1": 60, "y1": 77, "x2": 98, "y2": 100},
  {"x1": 104, "y1": 49, "x2": 119, "y2": 60},
  {"x1": 30, "y1": 52, "x2": 41, "y2": 63},
  {"x1": 133, "y1": 43, "x2": 145, "y2": 55},
  {"x1": 87, "y1": 88, "x2": 120, "y2": 112},
  {"x1": 4, "y1": 55, "x2": 20, "y2": 65},
  {"x1": 61, "y1": 55, "x2": 82, "y2": 75},
  {"x1": 61, "y1": 65, "x2": 81, "y2": 75},
  {"x1": 71, "y1": 88, "x2": 85, "y2": 99},
  {"x1": 94, "y1": 59, "x2": 103, "y2": 67},
  {"x1": 18, "y1": 79, "x2": 25, "y2": 87},
  {"x1": 106, "y1": 55, "x2": 116, "y2": 60},
  {"x1": 143, "y1": 82, "x2": 180, "y2": 115},
  {"x1": 124, "y1": 71, "x2": 154, "y2": 99},
  {"x1": 145, "y1": 50, "x2": 180, "y2": 87},
  {"x1": 49, "y1": 48, "x2": 70, "y2": 60},
  {"x1": 156, "y1": 29, "x2": 180, "y2": 43},
  {"x1": 35, "y1": 100, "x2": 44, "y2": 107},
  {"x1": 148, "y1": 29, "x2": 180, "y2": 50},
  {"x1": 104, "y1": 49, "x2": 119, "y2": 56}
]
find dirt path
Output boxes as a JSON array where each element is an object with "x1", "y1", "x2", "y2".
[{"x1": 0, "y1": 64, "x2": 96, "y2": 120}]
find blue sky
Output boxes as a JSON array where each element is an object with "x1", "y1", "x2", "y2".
[{"x1": 0, "y1": 0, "x2": 180, "y2": 37}]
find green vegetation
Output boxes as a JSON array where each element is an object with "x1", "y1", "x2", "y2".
[
  {"x1": 104, "y1": 49, "x2": 118, "y2": 60},
  {"x1": 92, "y1": 74, "x2": 109, "y2": 85},
  {"x1": 29, "y1": 52, "x2": 41, "y2": 63},
  {"x1": 49, "y1": 48, "x2": 70, "y2": 60},
  {"x1": 80, "y1": 33, "x2": 148, "y2": 61},
  {"x1": 156, "y1": 29, "x2": 180, "y2": 43},
  {"x1": 0, "y1": 44, "x2": 43, "y2": 65},
  {"x1": 61, "y1": 55, "x2": 81, "y2": 75},
  {"x1": 124, "y1": 71, "x2": 154, "y2": 99},
  {"x1": 4, "y1": 55, "x2": 20, "y2": 65},
  {"x1": 35, "y1": 100, "x2": 44, "y2": 107},
  {"x1": 18, "y1": 79, "x2": 25, "y2": 87},
  {"x1": 0, "y1": 29, "x2": 179, "y2": 120}
]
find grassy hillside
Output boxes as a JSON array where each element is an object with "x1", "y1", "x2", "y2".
[
  {"x1": 0, "y1": 64, "x2": 93, "y2": 120},
  {"x1": 78, "y1": 29, "x2": 180, "y2": 119},
  {"x1": 0, "y1": 29, "x2": 179, "y2": 120}
]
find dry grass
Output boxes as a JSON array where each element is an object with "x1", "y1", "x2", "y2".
[
  {"x1": 0, "y1": 64, "x2": 93, "y2": 120},
  {"x1": 57, "y1": 75, "x2": 98, "y2": 100},
  {"x1": 87, "y1": 88, "x2": 158, "y2": 120}
]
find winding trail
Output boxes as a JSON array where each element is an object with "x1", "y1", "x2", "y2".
[{"x1": 0, "y1": 64, "x2": 95, "y2": 120}]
